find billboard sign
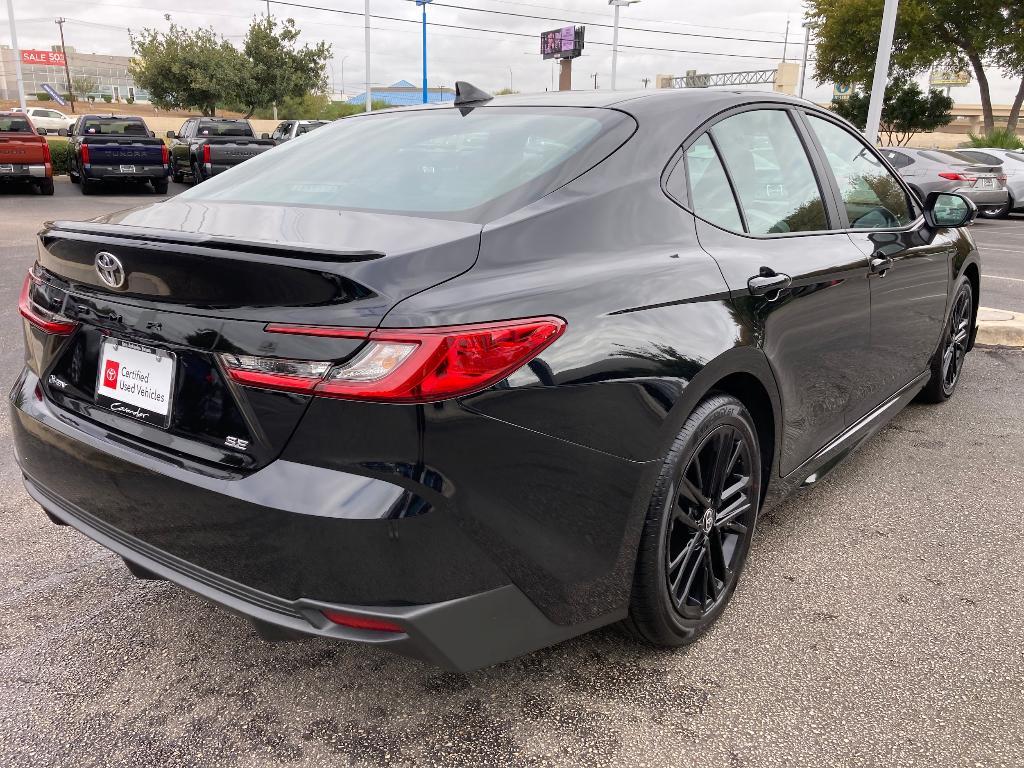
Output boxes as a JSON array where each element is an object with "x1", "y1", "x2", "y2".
[
  {"x1": 541, "y1": 26, "x2": 585, "y2": 60},
  {"x1": 832, "y1": 83, "x2": 853, "y2": 100},
  {"x1": 41, "y1": 84, "x2": 67, "y2": 105},
  {"x1": 21, "y1": 49, "x2": 66, "y2": 67},
  {"x1": 929, "y1": 69, "x2": 971, "y2": 87}
]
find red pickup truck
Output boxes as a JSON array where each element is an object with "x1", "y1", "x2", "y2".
[{"x1": 0, "y1": 111, "x2": 54, "y2": 195}]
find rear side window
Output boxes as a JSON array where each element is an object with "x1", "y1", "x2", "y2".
[
  {"x1": 684, "y1": 135, "x2": 744, "y2": 232},
  {"x1": 807, "y1": 115, "x2": 912, "y2": 229},
  {"x1": 182, "y1": 107, "x2": 635, "y2": 222},
  {"x1": 882, "y1": 150, "x2": 913, "y2": 168},
  {"x1": 710, "y1": 110, "x2": 828, "y2": 235}
]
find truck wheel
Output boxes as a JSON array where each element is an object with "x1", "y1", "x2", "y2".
[
  {"x1": 69, "y1": 170, "x2": 80, "y2": 184},
  {"x1": 190, "y1": 161, "x2": 204, "y2": 185},
  {"x1": 37, "y1": 178, "x2": 55, "y2": 196},
  {"x1": 977, "y1": 199, "x2": 1011, "y2": 220},
  {"x1": 152, "y1": 178, "x2": 169, "y2": 194},
  {"x1": 172, "y1": 164, "x2": 184, "y2": 183},
  {"x1": 80, "y1": 179, "x2": 95, "y2": 195}
]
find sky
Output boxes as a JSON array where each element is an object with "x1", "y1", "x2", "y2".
[{"x1": 2, "y1": 0, "x2": 1021, "y2": 106}]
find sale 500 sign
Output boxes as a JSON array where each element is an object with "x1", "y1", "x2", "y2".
[{"x1": 20, "y1": 50, "x2": 66, "y2": 67}]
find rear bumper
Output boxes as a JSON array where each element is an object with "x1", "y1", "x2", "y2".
[
  {"x1": 83, "y1": 165, "x2": 168, "y2": 182},
  {"x1": 957, "y1": 186, "x2": 1009, "y2": 207},
  {"x1": 0, "y1": 164, "x2": 49, "y2": 180}
]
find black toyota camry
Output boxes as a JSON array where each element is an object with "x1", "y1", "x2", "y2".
[{"x1": 12, "y1": 85, "x2": 981, "y2": 671}]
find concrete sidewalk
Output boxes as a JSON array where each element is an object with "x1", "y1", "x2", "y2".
[{"x1": 977, "y1": 307, "x2": 1024, "y2": 347}]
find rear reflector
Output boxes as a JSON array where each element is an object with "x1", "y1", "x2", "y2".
[
  {"x1": 221, "y1": 317, "x2": 566, "y2": 403},
  {"x1": 19, "y1": 271, "x2": 78, "y2": 336},
  {"x1": 320, "y1": 609, "x2": 404, "y2": 633}
]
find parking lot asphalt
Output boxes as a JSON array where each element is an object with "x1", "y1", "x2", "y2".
[{"x1": 1, "y1": 179, "x2": 1023, "y2": 767}]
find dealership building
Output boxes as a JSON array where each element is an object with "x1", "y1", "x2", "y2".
[{"x1": 0, "y1": 45, "x2": 149, "y2": 103}]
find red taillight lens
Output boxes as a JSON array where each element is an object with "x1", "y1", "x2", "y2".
[
  {"x1": 320, "y1": 610, "x2": 404, "y2": 633},
  {"x1": 938, "y1": 172, "x2": 975, "y2": 183},
  {"x1": 42, "y1": 141, "x2": 52, "y2": 164},
  {"x1": 202, "y1": 144, "x2": 211, "y2": 164},
  {"x1": 161, "y1": 143, "x2": 169, "y2": 165},
  {"x1": 19, "y1": 271, "x2": 77, "y2": 335},
  {"x1": 81, "y1": 143, "x2": 90, "y2": 165},
  {"x1": 221, "y1": 317, "x2": 566, "y2": 403}
]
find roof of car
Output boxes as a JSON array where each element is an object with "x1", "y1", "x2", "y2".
[{"x1": 473, "y1": 87, "x2": 816, "y2": 113}]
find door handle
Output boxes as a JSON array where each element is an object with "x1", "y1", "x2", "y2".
[
  {"x1": 870, "y1": 256, "x2": 893, "y2": 276},
  {"x1": 748, "y1": 269, "x2": 793, "y2": 297}
]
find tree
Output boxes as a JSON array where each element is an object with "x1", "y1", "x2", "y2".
[
  {"x1": 233, "y1": 17, "x2": 331, "y2": 118},
  {"x1": 129, "y1": 21, "x2": 245, "y2": 116},
  {"x1": 807, "y1": 0, "x2": 1023, "y2": 135},
  {"x1": 831, "y1": 77, "x2": 953, "y2": 145},
  {"x1": 71, "y1": 75, "x2": 97, "y2": 100}
]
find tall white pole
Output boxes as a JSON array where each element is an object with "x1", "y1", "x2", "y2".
[
  {"x1": 611, "y1": 5, "x2": 620, "y2": 91},
  {"x1": 798, "y1": 22, "x2": 812, "y2": 99},
  {"x1": 864, "y1": 0, "x2": 899, "y2": 145},
  {"x1": 364, "y1": 0, "x2": 372, "y2": 112},
  {"x1": 6, "y1": 0, "x2": 27, "y2": 110}
]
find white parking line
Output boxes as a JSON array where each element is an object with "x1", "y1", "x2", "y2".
[
  {"x1": 977, "y1": 245, "x2": 1022, "y2": 254},
  {"x1": 984, "y1": 274, "x2": 1024, "y2": 283}
]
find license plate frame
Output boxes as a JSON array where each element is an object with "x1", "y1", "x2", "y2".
[
  {"x1": 0, "y1": 164, "x2": 13, "y2": 174},
  {"x1": 119, "y1": 164, "x2": 136, "y2": 173},
  {"x1": 94, "y1": 337, "x2": 176, "y2": 429},
  {"x1": 977, "y1": 178, "x2": 996, "y2": 189}
]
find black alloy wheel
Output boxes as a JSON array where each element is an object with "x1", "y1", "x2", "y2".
[
  {"x1": 626, "y1": 394, "x2": 761, "y2": 646},
  {"x1": 976, "y1": 199, "x2": 1011, "y2": 219},
  {"x1": 920, "y1": 279, "x2": 973, "y2": 403}
]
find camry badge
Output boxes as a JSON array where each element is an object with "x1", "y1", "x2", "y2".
[{"x1": 95, "y1": 251, "x2": 126, "y2": 289}]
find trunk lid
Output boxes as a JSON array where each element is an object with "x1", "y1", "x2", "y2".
[
  {"x1": 31, "y1": 200, "x2": 481, "y2": 470},
  {"x1": 80, "y1": 137, "x2": 165, "y2": 167},
  {"x1": 0, "y1": 132, "x2": 47, "y2": 165},
  {"x1": 203, "y1": 140, "x2": 275, "y2": 165}
]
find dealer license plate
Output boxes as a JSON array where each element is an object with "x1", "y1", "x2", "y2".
[
  {"x1": 0, "y1": 164, "x2": 13, "y2": 174},
  {"x1": 119, "y1": 165, "x2": 136, "y2": 173},
  {"x1": 95, "y1": 338, "x2": 175, "y2": 428},
  {"x1": 977, "y1": 178, "x2": 996, "y2": 189}
]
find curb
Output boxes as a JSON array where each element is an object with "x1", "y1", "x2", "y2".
[{"x1": 977, "y1": 307, "x2": 1024, "y2": 348}]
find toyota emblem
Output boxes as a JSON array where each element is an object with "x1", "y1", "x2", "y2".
[{"x1": 94, "y1": 251, "x2": 126, "y2": 289}]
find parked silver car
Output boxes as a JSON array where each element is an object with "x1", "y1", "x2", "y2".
[
  {"x1": 952, "y1": 148, "x2": 1024, "y2": 218},
  {"x1": 880, "y1": 147, "x2": 1009, "y2": 217}
]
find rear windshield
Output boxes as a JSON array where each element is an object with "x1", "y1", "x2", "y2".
[
  {"x1": 80, "y1": 119, "x2": 149, "y2": 136},
  {"x1": 1005, "y1": 153, "x2": 1024, "y2": 164},
  {"x1": 196, "y1": 122, "x2": 255, "y2": 137},
  {"x1": 297, "y1": 121, "x2": 328, "y2": 135},
  {"x1": 919, "y1": 150, "x2": 976, "y2": 164},
  {"x1": 0, "y1": 117, "x2": 32, "y2": 132},
  {"x1": 181, "y1": 107, "x2": 634, "y2": 221}
]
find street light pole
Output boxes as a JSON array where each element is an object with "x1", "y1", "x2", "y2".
[
  {"x1": 340, "y1": 55, "x2": 349, "y2": 100},
  {"x1": 364, "y1": 0, "x2": 372, "y2": 112},
  {"x1": 5, "y1": 0, "x2": 27, "y2": 110},
  {"x1": 609, "y1": 0, "x2": 639, "y2": 91},
  {"x1": 864, "y1": 0, "x2": 899, "y2": 145},
  {"x1": 417, "y1": 0, "x2": 432, "y2": 105}
]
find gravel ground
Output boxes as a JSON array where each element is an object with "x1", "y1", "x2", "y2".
[{"x1": 1, "y1": 181, "x2": 1022, "y2": 768}]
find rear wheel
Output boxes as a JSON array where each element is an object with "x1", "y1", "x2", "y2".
[
  {"x1": 152, "y1": 177, "x2": 169, "y2": 194},
  {"x1": 37, "y1": 178, "x2": 54, "y2": 196},
  {"x1": 80, "y1": 178, "x2": 95, "y2": 195},
  {"x1": 625, "y1": 394, "x2": 761, "y2": 646},
  {"x1": 977, "y1": 199, "x2": 1011, "y2": 219},
  {"x1": 190, "y1": 161, "x2": 204, "y2": 185},
  {"x1": 919, "y1": 279, "x2": 973, "y2": 403},
  {"x1": 172, "y1": 164, "x2": 184, "y2": 184}
]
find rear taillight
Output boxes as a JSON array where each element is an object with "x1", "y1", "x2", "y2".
[
  {"x1": 41, "y1": 141, "x2": 52, "y2": 164},
  {"x1": 81, "y1": 143, "x2": 90, "y2": 165},
  {"x1": 938, "y1": 172, "x2": 975, "y2": 183},
  {"x1": 161, "y1": 143, "x2": 169, "y2": 165},
  {"x1": 320, "y1": 610, "x2": 404, "y2": 633},
  {"x1": 19, "y1": 271, "x2": 77, "y2": 336},
  {"x1": 202, "y1": 144, "x2": 211, "y2": 165},
  {"x1": 221, "y1": 317, "x2": 566, "y2": 403}
]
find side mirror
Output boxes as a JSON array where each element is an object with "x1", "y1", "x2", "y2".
[
  {"x1": 166, "y1": 130, "x2": 176, "y2": 139},
  {"x1": 148, "y1": 130, "x2": 156, "y2": 138},
  {"x1": 261, "y1": 133, "x2": 270, "y2": 140},
  {"x1": 37, "y1": 127, "x2": 47, "y2": 136},
  {"x1": 924, "y1": 192, "x2": 977, "y2": 228}
]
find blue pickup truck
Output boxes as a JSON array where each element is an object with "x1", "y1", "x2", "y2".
[{"x1": 68, "y1": 115, "x2": 170, "y2": 195}]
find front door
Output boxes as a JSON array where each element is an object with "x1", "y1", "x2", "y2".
[
  {"x1": 684, "y1": 107, "x2": 873, "y2": 476},
  {"x1": 801, "y1": 113, "x2": 953, "y2": 413}
]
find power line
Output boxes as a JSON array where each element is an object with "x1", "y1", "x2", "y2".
[{"x1": 267, "y1": 0, "x2": 795, "y2": 61}]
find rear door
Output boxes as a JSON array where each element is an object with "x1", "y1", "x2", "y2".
[
  {"x1": 801, "y1": 112, "x2": 953, "y2": 410},
  {"x1": 684, "y1": 106, "x2": 873, "y2": 475}
]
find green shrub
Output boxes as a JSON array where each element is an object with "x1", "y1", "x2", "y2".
[
  {"x1": 965, "y1": 128, "x2": 1023, "y2": 149},
  {"x1": 101, "y1": 94, "x2": 112, "y2": 104},
  {"x1": 35, "y1": 92, "x2": 52, "y2": 102},
  {"x1": 46, "y1": 138, "x2": 73, "y2": 176},
  {"x1": 126, "y1": 96, "x2": 135, "y2": 105}
]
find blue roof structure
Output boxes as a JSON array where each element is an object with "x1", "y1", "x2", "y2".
[{"x1": 347, "y1": 81, "x2": 456, "y2": 107}]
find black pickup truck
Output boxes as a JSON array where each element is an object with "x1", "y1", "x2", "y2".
[
  {"x1": 167, "y1": 118, "x2": 275, "y2": 184},
  {"x1": 68, "y1": 115, "x2": 170, "y2": 195}
]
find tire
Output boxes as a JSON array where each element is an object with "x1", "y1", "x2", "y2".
[
  {"x1": 190, "y1": 161, "x2": 204, "y2": 185},
  {"x1": 172, "y1": 166, "x2": 184, "y2": 184},
  {"x1": 69, "y1": 170, "x2": 80, "y2": 184},
  {"x1": 625, "y1": 394, "x2": 762, "y2": 646},
  {"x1": 152, "y1": 177, "x2": 169, "y2": 194},
  {"x1": 37, "y1": 178, "x2": 54, "y2": 196},
  {"x1": 80, "y1": 178, "x2": 95, "y2": 195},
  {"x1": 919, "y1": 279, "x2": 973, "y2": 403},
  {"x1": 977, "y1": 199, "x2": 1011, "y2": 219}
]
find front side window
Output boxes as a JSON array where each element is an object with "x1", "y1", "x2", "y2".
[
  {"x1": 710, "y1": 110, "x2": 828, "y2": 235},
  {"x1": 807, "y1": 115, "x2": 912, "y2": 229},
  {"x1": 684, "y1": 134, "x2": 744, "y2": 232}
]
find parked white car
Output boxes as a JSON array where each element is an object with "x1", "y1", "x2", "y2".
[
  {"x1": 11, "y1": 107, "x2": 75, "y2": 134},
  {"x1": 954, "y1": 148, "x2": 1024, "y2": 218}
]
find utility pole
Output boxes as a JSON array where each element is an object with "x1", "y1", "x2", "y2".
[
  {"x1": 364, "y1": 0, "x2": 372, "y2": 111},
  {"x1": 5, "y1": 0, "x2": 27, "y2": 110},
  {"x1": 55, "y1": 17, "x2": 76, "y2": 113},
  {"x1": 798, "y1": 22, "x2": 813, "y2": 99},
  {"x1": 265, "y1": 0, "x2": 277, "y2": 120},
  {"x1": 609, "y1": 0, "x2": 640, "y2": 91},
  {"x1": 864, "y1": 0, "x2": 899, "y2": 145},
  {"x1": 416, "y1": 0, "x2": 432, "y2": 104},
  {"x1": 591, "y1": 72, "x2": 598, "y2": 90},
  {"x1": 782, "y1": 18, "x2": 790, "y2": 61},
  {"x1": 641, "y1": 77, "x2": 650, "y2": 88}
]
